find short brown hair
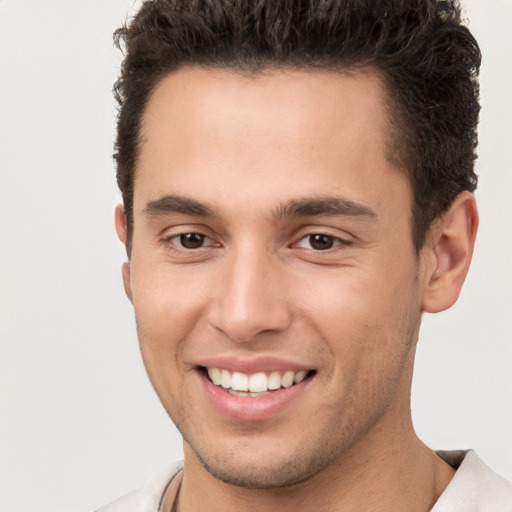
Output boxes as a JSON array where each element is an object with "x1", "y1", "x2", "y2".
[{"x1": 113, "y1": 0, "x2": 481, "y2": 254}]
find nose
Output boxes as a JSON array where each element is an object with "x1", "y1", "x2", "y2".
[{"x1": 208, "y1": 247, "x2": 293, "y2": 344}]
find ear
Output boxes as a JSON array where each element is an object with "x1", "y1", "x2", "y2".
[
  {"x1": 421, "y1": 191, "x2": 478, "y2": 313},
  {"x1": 114, "y1": 204, "x2": 133, "y2": 303}
]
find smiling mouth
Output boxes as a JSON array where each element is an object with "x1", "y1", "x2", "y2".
[{"x1": 202, "y1": 367, "x2": 316, "y2": 397}]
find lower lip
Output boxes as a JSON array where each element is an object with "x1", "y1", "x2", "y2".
[{"x1": 199, "y1": 371, "x2": 312, "y2": 422}]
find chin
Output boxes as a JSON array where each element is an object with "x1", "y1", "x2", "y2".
[
  {"x1": 196, "y1": 451, "x2": 317, "y2": 488},
  {"x1": 186, "y1": 430, "x2": 350, "y2": 489}
]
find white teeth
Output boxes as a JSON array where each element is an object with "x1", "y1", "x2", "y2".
[
  {"x1": 293, "y1": 370, "x2": 308, "y2": 384},
  {"x1": 229, "y1": 389, "x2": 271, "y2": 397},
  {"x1": 281, "y1": 371, "x2": 294, "y2": 388},
  {"x1": 231, "y1": 372, "x2": 249, "y2": 391},
  {"x1": 267, "y1": 371, "x2": 282, "y2": 390},
  {"x1": 206, "y1": 367, "x2": 310, "y2": 394},
  {"x1": 249, "y1": 372, "x2": 267, "y2": 393},
  {"x1": 207, "y1": 367, "x2": 222, "y2": 385},
  {"x1": 221, "y1": 369, "x2": 231, "y2": 389}
]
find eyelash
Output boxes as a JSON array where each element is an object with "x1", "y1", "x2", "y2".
[
  {"x1": 164, "y1": 233, "x2": 216, "y2": 251},
  {"x1": 162, "y1": 231, "x2": 350, "y2": 253},
  {"x1": 294, "y1": 233, "x2": 350, "y2": 251}
]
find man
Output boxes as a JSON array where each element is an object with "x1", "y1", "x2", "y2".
[{"x1": 99, "y1": 0, "x2": 512, "y2": 510}]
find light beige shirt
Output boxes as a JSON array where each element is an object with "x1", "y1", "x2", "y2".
[{"x1": 95, "y1": 450, "x2": 512, "y2": 511}]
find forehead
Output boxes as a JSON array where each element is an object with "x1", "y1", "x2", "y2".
[
  {"x1": 135, "y1": 66, "x2": 407, "y2": 215},
  {"x1": 140, "y1": 66, "x2": 389, "y2": 154}
]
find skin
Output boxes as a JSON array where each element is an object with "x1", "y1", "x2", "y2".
[{"x1": 115, "y1": 67, "x2": 478, "y2": 511}]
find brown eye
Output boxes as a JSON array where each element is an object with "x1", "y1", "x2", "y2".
[
  {"x1": 296, "y1": 233, "x2": 346, "y2": 251},
  {"x1": 308, "y1": 234, "x2": 335, "y2": 250},
  {"x1": 179, "y1": 233, "x2": 207, "y2": 249}
]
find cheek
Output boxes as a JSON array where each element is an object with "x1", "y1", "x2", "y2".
[
  {"x1": 296, "y1": 270, "x2": 420, "y2": 426},
  {"x1": 293, "y1": 263, "x2": 420, "y2": 358},
  {"x1": 129, "y1": 261, "x2": 211, "y2": 366},
  {"x1": 129, "y1": 263, "x2": 210, "y2": 416},
  {"x1": 294, "y1": 269, "x2": 397, "y2": 325}
]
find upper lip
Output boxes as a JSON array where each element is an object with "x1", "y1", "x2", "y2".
[{"x1": 196, "y1": 356, "x2": 313, "y2": 374}]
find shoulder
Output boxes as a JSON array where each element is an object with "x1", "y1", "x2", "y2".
[
  {"x1": 94, "y1": 461, "x2": 183, "y2": 512},
  {"x1": 433, "y1": 450, "x2": 512, "y2": 511}
]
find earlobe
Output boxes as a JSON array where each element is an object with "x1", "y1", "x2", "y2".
[
  {"x1": 421, "y1": 191, "x2": 478, "y2": 313},
  {"x1": 114, "y1": 204, "x2": 133, "y2": 302},
  {"x1": 121, "y1": 261, "x2": 133, "y2": 303}
]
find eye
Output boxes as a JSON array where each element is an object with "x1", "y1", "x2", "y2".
[
  {"x1": 296, "y1": 233, "x2": 343, "y2": 251},
  {"x1": 171, "y1": 232, "x2": 211, "y2": 249}
]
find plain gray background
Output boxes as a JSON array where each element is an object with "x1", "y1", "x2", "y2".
[{"x1": 0, "y1": 1, "x2": 511, "y2": 510}]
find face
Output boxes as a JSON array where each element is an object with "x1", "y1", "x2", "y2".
[{"x1": 120, "y1": 67, "x2": 432, "y2": 487}]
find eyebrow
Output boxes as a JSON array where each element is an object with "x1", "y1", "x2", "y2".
[
  {"x1": 143, "y1": 195, "x2": 217, "y2": 218},
  {"x1": 143, "y1": 194, "x2": 377, "y2": 221},
  {"x1": 274, "y1": 196, "x2": 377, "y2": 220}
]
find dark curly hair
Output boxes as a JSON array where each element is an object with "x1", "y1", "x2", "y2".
[{"x1": 113, "y1": 0, "x2": 481, "y2": 254}]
